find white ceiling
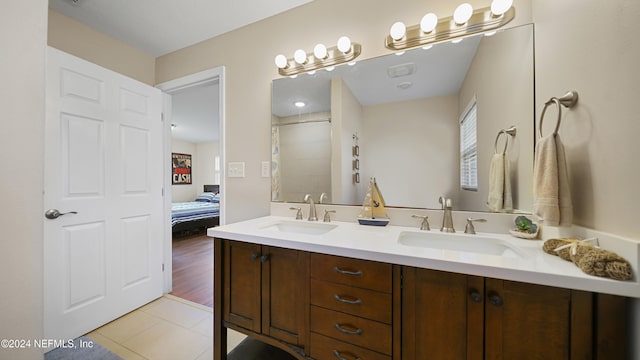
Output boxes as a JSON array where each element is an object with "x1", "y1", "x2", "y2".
[
  {"x1": 49, "y1": 0, "x2": 312, "y2": 143},
  {"x1": 49, "y1": 0, "x2": 313, "y2": 57}
]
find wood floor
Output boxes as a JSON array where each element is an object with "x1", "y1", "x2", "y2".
[{"x1": 170, "y1": 231, "x2": 214, "y2": 308}]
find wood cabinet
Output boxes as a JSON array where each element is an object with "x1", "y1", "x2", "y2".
[
  {"x1": 221, "y1": 240, "x2": 309, "y2": 355},
  {"x1": 213, "y1": 238, "x2": 627, "y2": 360},
  {"x1": 402, "y1": 267, "x2": 627, "y2": 360}
]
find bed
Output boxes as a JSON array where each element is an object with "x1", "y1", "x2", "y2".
[{"x1": 172, "y1": 185, "x2": 220, "y2": 234}]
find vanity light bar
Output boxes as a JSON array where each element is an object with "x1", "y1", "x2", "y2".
[
  {"x1": 275, "y1": 38, "x2": 362, "y2": 77},
  {"x1": 384, "y1": 5, "x2": 515, "y2": 51}
]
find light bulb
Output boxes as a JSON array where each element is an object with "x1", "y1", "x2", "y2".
[
  {"x1": 452, "y1": 38, "x2": 463, "y2": 44},
  {"x1": 294, "y1": 49, "x2": 307, "y2": 64},
  {"x1": 274, "y1": 54, "x2": 288, "y2": 69},
  {"x1": 325, "y1": 66, "x2": 335, "y2": 72},
  {"x1": 395, "y1": 51, "x2": 405, "y2": 56},
  {"x1": 389, "y1": 22, "x2": 406, "y2": 41},
  {"x1": 294, "y1": 101, "x2": 305, "y2": 108},
  {"x1": 337, "y1": 36, "x2": 352, "y2": 53},
  {"x1": 420, "y1": 13, "x2": 438, "y2": 33},
  {"x1": 422, "y1": 44, "x2": 433, "y2": 50},
  {"x1": 454, "y1": 3, "x2": 473, "y2": 25},
  {"x1": 491, "y1": 0, "x2": 513, "y2": 16},
  {"x1": 313, "y1": 43, "x2": 328, "y2": 59}
]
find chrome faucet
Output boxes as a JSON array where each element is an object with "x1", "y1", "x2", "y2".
[
  {"x1": 304, "y1": 194, "x2": 318, "y2": 221},
  {"x1": 439, "y1": 196, "x2": 455, "y2": 233},
  {"x1": 319, "y1": 192, "x2": 328, "y2": 204}
]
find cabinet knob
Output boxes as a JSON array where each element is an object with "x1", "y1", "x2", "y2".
[
  {"x1": 469, "y1": 290, "x2": 483, "y2": 303},
  {"x1": 488, "y1": 293, "x2": 504, "y2": 307},
  {"x1": 332, "y1": 349, "x2": 362, "y2": 360},
  {"x1": 260, "y1": 254, "x2": 270, "y2": 263},
  {"x1": 250, "y1": 253, "x2": 260, "y2": 261}
]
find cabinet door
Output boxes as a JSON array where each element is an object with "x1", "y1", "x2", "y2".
[
  {"x1": 484, "y1": 279, "x2": 571, "y2": 360},
  {"x1": 262, "y1": 246, "x2": 309, "y2": 348},
  {"x1": 402, "y1": 267, "x2": 484, "y2": 360},
  {"x1": 223, "y1": 240, "x2": 262, "y2": 333}
]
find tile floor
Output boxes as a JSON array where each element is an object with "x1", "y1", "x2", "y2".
[{"x1": 86, "y1": 295, "x2": 246, "y2": 360}]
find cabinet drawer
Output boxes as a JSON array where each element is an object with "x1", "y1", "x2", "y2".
[
  {"x1": 310, "y1": 332, "x2": 390, "y2": 360},
  {"x1": 310, "y1": 253, "x2": 392, "y2": 293},
  {"x1": 310, "y1": 306, "x2": 392, "y2": 355},
  {"x1": 311, "y1": 279, "x2": 392, "y2": 324}
]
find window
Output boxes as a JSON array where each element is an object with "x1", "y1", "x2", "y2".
[{"x1": 460, "y1": 99, "x2": 478, "y2": 191}]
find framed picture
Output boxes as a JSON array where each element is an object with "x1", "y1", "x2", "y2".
[{"x1": 172, "y1": 153, "x2": 192, "y2": 184}]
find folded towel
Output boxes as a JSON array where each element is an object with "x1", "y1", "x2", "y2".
[
  {"x1": 487, "y1": 153, "x2": 513, "y2": 212},
  {"x1": 543, "y1": 238, "x2": 633, "y2": 281},
  {"x1": 533, "y1": 134, "x2": 572, "y2": 226}
]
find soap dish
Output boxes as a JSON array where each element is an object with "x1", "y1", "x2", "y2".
[{"x1": 509, "y1": 229, "x2": 539, "y2": 240}]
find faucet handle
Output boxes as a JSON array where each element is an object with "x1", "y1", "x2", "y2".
[
  {"x1": 464, "y1": 218, "x2": 487, "y2": 234},
  {"x1": 323, "y1": 210, "x2": 336, "y2": 222},
  {"x1": 411, "y1": 215, "x2": 430, "y2": 231},
  {"x1": 289, "y1": 207, "x2": 303, "y2": 220}
]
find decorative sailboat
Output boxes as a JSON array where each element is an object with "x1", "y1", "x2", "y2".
[{"x1": 357, "y1": 177, "x2": 390, "y2": 226}]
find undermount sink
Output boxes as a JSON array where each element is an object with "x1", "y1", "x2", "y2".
[
  {"x1": 259, "y1": 220, "x2": 338, "y2": 236},
  {"x1": 397, "y1": 231, "x2": 523, "y2": 258}
]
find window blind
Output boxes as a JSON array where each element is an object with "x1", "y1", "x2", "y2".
[{"x1": 460, "y1": 102, "x2": 478, "y2": 191}]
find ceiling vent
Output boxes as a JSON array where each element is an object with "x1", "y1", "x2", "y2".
[{"x1": 387, "y1": 63, "x2": 416, "y2": 78}]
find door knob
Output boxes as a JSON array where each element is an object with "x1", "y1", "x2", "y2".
[{"x1": 45, "y1": 209, "x2": 78, "y2": 219}]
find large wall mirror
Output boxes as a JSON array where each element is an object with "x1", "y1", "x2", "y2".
[{"x1": 271, "y1": 23, "x2": 534, "y2": 213}]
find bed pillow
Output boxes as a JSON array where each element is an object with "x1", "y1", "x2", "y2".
[{"x1": 195, "y1": 192, "x2": 218, "y2": 202}]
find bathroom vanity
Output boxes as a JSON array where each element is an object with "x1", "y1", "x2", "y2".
[{"x1": 209, "y1": 216, "x2": 636, "y2": 359}]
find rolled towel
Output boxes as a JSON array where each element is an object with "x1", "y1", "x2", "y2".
[
  {"x1": 575, "y1": 249, "x2": 633, "y2": 281},
  {"x1": 542, "y1": 238, "x2": 633, "y2": 281}
]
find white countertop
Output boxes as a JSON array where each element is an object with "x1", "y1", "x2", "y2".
[{"x1": 208, "y1": 215, "x2": 640, "y2": 298}]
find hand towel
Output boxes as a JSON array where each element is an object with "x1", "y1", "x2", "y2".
[
  {"x1": 533, "y1": 134, "x2": 572, "y2": 226},
  {"x1": 487, "y1": 153, "x2": 513, "y2": 212},
  {"x1": 487, "y1": 153, "x2": 505, "y2": 212}
]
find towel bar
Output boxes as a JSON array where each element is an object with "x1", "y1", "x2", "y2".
[{"x1": 538, "y1": 90, "x2": 578, "y2": 138}]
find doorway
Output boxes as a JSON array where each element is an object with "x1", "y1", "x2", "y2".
[{"x1": 157, "y1": 67, "x2": 226, "y2": 307}]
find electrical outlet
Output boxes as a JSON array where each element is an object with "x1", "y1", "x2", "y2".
[
  {"x1": 228, "y1": 162, "x2": 245, "y2": 178},
  {"x1": 261, "y1": 161, "x2": 270, "y2": 177}
]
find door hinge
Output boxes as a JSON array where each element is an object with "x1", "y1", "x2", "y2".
[
  {"x1": 161, "y1": 112, "x2": 164, "y2": 121},
  {"x1": 162, "y1": 187, "x2": 164, "y2": 197},
  {"x1": 162, "y1": 263, "x2": 165, "y2": 272}
]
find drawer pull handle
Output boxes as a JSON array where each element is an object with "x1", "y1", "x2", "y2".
[
  {"x1": 333, "y1": 266, "x2": 363, "y2": 276},
  {"x1": 332, "y1": 349, "x2": 362, "y2": 360},
  {"x1": 334, "y1": 322, "x2": 363, "y2": 335},
  {"x1": 333, "y1": 294, "x2": 362, "y2": 305}
]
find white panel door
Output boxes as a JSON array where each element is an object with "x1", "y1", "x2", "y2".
[{"x1": 44, "y1": 47, "x2": 164, "y2": 340}]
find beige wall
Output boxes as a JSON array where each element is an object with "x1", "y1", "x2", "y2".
[
  {"x1": 48, "y1": 9, "x2": 155, "y2": 85},
  {"x1": 532, "y1": 0, "x2": 640, "y2": 241},
  {"x1": 0, "y1": 1, "x2": 46, "y2": 359},
  {"x1": 361, "y1": 95, "x2": 459, "y2": 209},
  {"x1": 156, "y1": 0, "x2": 533, "y2": 223},
  {"x1": 331, "y1": 77, "x2": 364, "y2": 205}
]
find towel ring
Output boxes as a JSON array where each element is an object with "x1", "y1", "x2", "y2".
[
  {"x1": 538, "y1": 91, "x2": 579, "y2": 138},
  {"x1": 494, "y1": 126, "x2": 517, "y2": 155},
  {"x1": 494, "y1": 131, "x2": 509, "y2": 155}
]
